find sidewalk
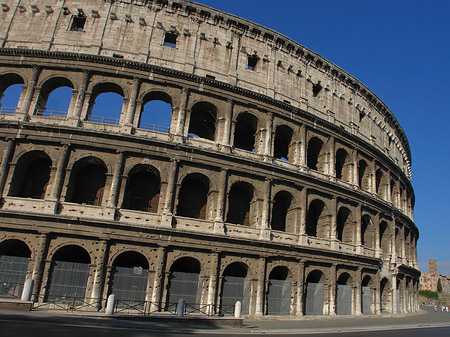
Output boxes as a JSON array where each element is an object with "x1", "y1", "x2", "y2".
[{"x1": 0, "y1": 306, "x2": 449, "y2": 335}]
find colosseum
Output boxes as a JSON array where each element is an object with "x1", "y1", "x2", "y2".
[{"x1": 0, "y1": 0, "x2": 419, "y2": 317}]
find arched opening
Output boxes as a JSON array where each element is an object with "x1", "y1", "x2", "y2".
[
  {"x1": 220, "y1": 262, "x2": 250, "y2": 316},
  {"x1": 362, "y1": 275, "x2": 373, "y2": 314},
  {"x1": 273, "y1": 125, "x2": 293, "y2": 162},
  {"x1": 176, "y1": 174, "x2": 209, "y2": 220},
  {"x1": 335, "y1": 149, "x2": 351, "y2": 182},
  {"x1": 270, "y1": 191, "x2": 292, "y2": 232},
  {"x1": 0, "y1": 73, "x2": 24, "y2": 113},
  {"x1": 87, "y1": 83, "x2": 124, "y2": 125},
  {"x1": 110, "y1": 251, "x2": 149, "y2": 305},
  {"x1": 8, "y1": 151, "x2": 52, "y2": 199},
  {"x1": 390, "y1": 179, "x2": 396, "y2": 206},
  {"x1": 188, "y1": 102, "x2": 217, "y2": 140},
  {"x1": 307, "y1": 137, "x2": 326, "y2": 172},
  {"x1": 233, "y1": 113, "x2": 258, "y2": 152},
  {"x1": 304, "y1": 270, "x2": 324, "y2": 315},
  {"x1": 380, "y1": 277, "x2": 391, "y2": 313},
  {"x1": 166, "y1": 257, "x2": 201, "y2": 309},
  {"x1": 379, "y1": 221, "x2": 390, "y2": 256},
  {"x1": 48, "y1": 245, "x2": 91, "y2": 300},
  {"x1": 361, "y1": 215, "x2": 375, "y2": 249},
  {"x1": 267, "y1": 266, "x2": 291, "y2": 315},
  {"x1": 35, "y1": 77, "x2": 74, "y2": 117},
  {"x1": 336, "y1": 207, "x2": 353, "y2": 243},
  {"x1": 306, "y1": 199, "x2": 328, "y2": 238},
  {"x1": 395, "y1": 227, "x2": 402, "y2": 256},
  {"x1": 358, "y1": 160, "x2": 370, "y2": 190},
  {"x1": 138, "y1": 91, "x2": 172, "y2": 133},
  {"x1": 226, "y1": 182, "x2": 253, "y2": 226},
  {"x1": 336, "y1": 273, "x2": 352, "y2": 315},
  {"x1": 122, "y1": 165, "x2": 160, "y2": 212},
  {"x1": 0, "y1": 240, "x2": 31, "y2": 298},
  {"x1": 375, "y1": 169, "x2": 384, "y2": 199},
  {"x1": 65, "y1": 157, "x2": 107, "y2": 206}
]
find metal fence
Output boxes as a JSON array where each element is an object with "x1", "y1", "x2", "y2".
[
  {"x1": 138, "y1": 122, "x2": 169, "y2": 133},
  {"x1": 0, "y1": 107, "x2": 17, "y2": 114},
  {"x1": 33, "y1": 295, "x2": 100, "y2": 312},
  {"x1": 88, "y1": 115, "x2": 120, "y2": 125},
  {"x1": 35, "y1": 109, "x2": 68, "y2": 118},
  {"x1": 0, "y1": 255, "x2": 29, "y2": 298}
]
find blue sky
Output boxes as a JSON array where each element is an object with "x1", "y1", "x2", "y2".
[{"x1": 193, "y1": 0, "x2": 450, "y2": 274}]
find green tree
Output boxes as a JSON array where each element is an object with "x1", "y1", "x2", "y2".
[{"x1": 437, "y1": 278, "x2": 443, "y2": 293}]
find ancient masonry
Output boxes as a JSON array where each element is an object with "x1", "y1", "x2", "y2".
[{"x1": 0, "y1": 0, "x2": 419, "y2": 317}]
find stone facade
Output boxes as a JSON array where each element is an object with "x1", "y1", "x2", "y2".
[{"x1": 0, "y1": 0, "x2": 419, "y2": 317}]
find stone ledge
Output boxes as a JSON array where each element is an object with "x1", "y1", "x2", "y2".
[{"x1": 0, "y1": 299, "x2": 32, "y2": 312}]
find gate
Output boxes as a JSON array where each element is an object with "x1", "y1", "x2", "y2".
[
  {"x1": 166, "y1": 271, "x2": 200, "y2": 307},
  {"x1": 362, "y1": 286, "x2": 371, "y2": 314},
  {"x1": 336, "y1": 284, "x2": 352, "y2": 315},
  {"x1": 0, "y1": 255, "x2": 29, "y2": 298},
  {"x1": 267, "y1": 279, "x2": 291, "y2": 315},
  {"x1": 405, "y1": 290, "x2": 409, "y2": 312},
  {"x1": 395, "y1": 289, "x2": 400, "y2": 313},
  {"x1": 220, "y1": 276, "x2": 250, "y2": 315},
  {"x1": 305, "y1": 283, "x2": 324, "y2": 315},
  {"x1": 48, "y1": 261, "x2": 90, "y2": 299},
  {"x1": 111, "y1": 266, "x2": 148, "y2": 304}
]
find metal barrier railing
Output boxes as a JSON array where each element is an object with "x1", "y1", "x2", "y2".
[
  {"x1": 137, "y1": 122, "x2": 169, "y2": 133},
  {"x1": 0, "y1": 107, "x2": 17, "y2": 114},
  {"x1": 0, "y1": 282, "x2": 23, "y2": 299},
  {"x1": 32, "y1": 295, "x2": 101, "y2": 312},
  {"x1": 35, "y1": 109, "x2": 68, "y2": 118},
  {"x1": 87, "y1": 115, "x2": 120, "y2": 125}
]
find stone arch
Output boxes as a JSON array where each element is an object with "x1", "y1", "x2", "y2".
[
  {"x1": 267, "y1": 265, "x2": 293, "y2": 315},
  {"x1": 375, "y1": 168, "x2": 386, "y2": 199},
  {"x1": 362, "y1": 275, "x2": 374, "y2": 314},
  {"x1": 65, "y1": 156, "x2": 107, "y2": 206},
  {"x1": 166, "y1": 256, "x2": 202, "y2": 308},
  {"x1": 8, "y1": 150, "x2": 52, "y2": 199},
  {"x1": 188, "y1": 101, "x2": 217, "y2": 141},
  {"x1": 86, "y1": 82, "x2": 125, "y2": 124},
  {"x1": 176, "y1": 173, "x2": 210, "y2": 220},
  {"x1": 273, "y1": 124, "x2": 293, "y2": 162},
  {"x1": 307, "y1": 137, "x2": 326, "y2": 173},
  {"x1": 226, "y1": 181, "x2": 254, "y2": 226},
  {"x1": 361, "y1": 214, "x2": 375, "y2": 249},
  {"x1": 220, "y1": 262, "x2": 250, "y2": 315},
  {"x1": 335, "y1": 148, "x2": 351, "y2": 182},
  {"x1": 304, "y1": 269, "x2": 325, "y2": 315},
  {"x1": 35, "y1": 76, "x2": 74, "y2": 116},
  {"x1": 0, "y1": 72, "x2": 25, "y2": 113},
  {"x1": 47, "y1": 244, "x2": 91, "y2": 300},
  {"x1": 380, "y1": 277, "x2": 391, "y2": 313},
  {"x1": 306, "y1": 199, "x2": 329, "y2": 238},
  {"x1": 0, "y1": 239, "x2": 32, "y2": 298},
  {"x1": 336, "y1": 272, "x2": 352, "y2": 315},
  {"x1": 138, "y1": 90, "x2": 173, "y2": 133},
  {"x1": 122, "y1": 164, "x2": 161, "y2": 212},
  {"x1": 270, "y1": 191, "x2": 293, "y2": 232},
  {"x1": 358, "y1": 159, "x2": 371, "y2": 191},
  {"x1": 109, "y1": 251, "x2": 150, "y2": 303},
  {"x1": 336, "y1": 207, "x2": 353, "y2": 243},
  {"x1": 379, "y1": 220, "x2": 390, "y2": 255},
  {"x1": 233, "y1": 112, "x2": 259, "y2": 152}
]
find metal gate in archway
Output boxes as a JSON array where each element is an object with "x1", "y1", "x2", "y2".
[
  {"x1": 166, "y1": 271, "x2": 200, "y2": 308},
  {"x1": 220, "y1": 276, "x2": 250, "y2": 315},
  {"x1": 267, "y1": 279, "x2": 291, "y2": 315},
  {"x1": 48, "y1": 261, "x2": 90, "y2": 299},
  {"x1": 0, "y1": 255, "x2": 29, "y2": 298},
  {"x1": 362, "y1": 286, "x2": 371, "y2": 314},
  {"x1": 305, "y1": 283, "x2": 324, "y2": 315},
  {"x1": 111, "y1": 266, "x2": 148, "y2": 303},
  {"x1": 336, "y1": 284, "x2": 352, "y2": 315}
]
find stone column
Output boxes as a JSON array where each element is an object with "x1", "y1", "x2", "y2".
[
  {"x1": 392, "y1": 274, "x2": 398, "y2": 314},
  {"x1": 214, "y1": 169, "x2": 228, "y2": 234},
  {"x1": 386, "y1": 171, "x2": 392, "y2": 203},
  {"x1": 0, "y1": 139, "x2": 15, "y2": 197},
  {"x1": 124, "y1": 77, "x2": 141, "y2": 127},
  {"x1": 401, "y1": 226, "x2": 406, "y2": 264},
  {"x1": 48, "y1": 145, "x2": 70, "y2": 202},
  {"x1": 90, "y1": 240, "x2": 108, "y2": 309},
  {"x1": 356, "y1": 204, "x2": 363, "y2": 254},
  {"x1": 150, "y1": 246, "x2": 166, "y2": 312},
  {"x1": 296, "y1": 260, "x2": 305, "y2": 316},
  {"x1": 31, "y1": 233, "x2": 49, "y2": 302},
  {"x1": 20, "y1": 65, "x2": 41, "y2": 118},
  {"x1": 260, "y1": 179, "x2": 271, "y2": 239},
  {"x1": 107, "y1": 151, "x2": 125, "y2": 209},
  {"x1": 330, "y1": 197, "x2": 338, "y2": 250},
  {"x1": 206, "y1": 252, "x2": 219, "y2": 316},
  {"x1": 352, "y1": 150, "x2": 358, "y2": 185},
  {"x1": 299, "y1": 188, "x2": 307, "y2": 244},
  {"x1": 174, "y1": 87, "x2": 189, "y2": 137},
  {"x1": 264, "y1": 113, "x2": 274, "y2": 159},
  {"x1": 329, "y1": 264, "x2": 336, "y2": 315},
  {"x1": 371, "y1": 160, "x2": 377, "y2": 194},
  {"x1": 374, "y1": 213, "x2": 381, "y2": 258},
  {"x1": 355, "y1": 267, "x2": 362, "y2": 315},
  {"x1": 375, "y1": 271, "x2": 381, "y2": 314},
  {"x1": 298, "y1": 125, "x2": 307, "y2": 167},
  {"x1": 71, "y1": 70, "x2": 90, "y2": 123},
  {"x1": 255, "y1": 257, "x2": 266, "y2": 316},
  {"x1": 328, "y1": 136, "x2": 335, "y2": 176},
  {"x1": 221, "y1": 99, "x2": 234, "y2": 151},
  {"x1": 162, "y1": 159, "x2": 178, "y2": 227}
]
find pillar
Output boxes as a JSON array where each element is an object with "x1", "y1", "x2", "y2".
[
  {"x1": 328, "y1": 136, "x2": 335, "y2": 176},
  {"x1": 329, "y1": 264, "x2": 336, "y2": 315},
  {"x1": 296, "y1": 260, "x2": 305, "y2": 316},
  {"x1": 125, "y1": 77, "x2": 141, "y2": 126},
  {"x1": 255, "y1": 257, "x2": 266, "y2": 316},
  {"x1": 299, "y1": 188, "x2": 307, "y2": 244},
  {"x1": 90, "y1": 240, "x2": 108, "y2": 309},
  {"x1": 371, "y1": 160, "x2": 377, "y2": 194},
  {"x1": 206, "y1": 252, "x2": 219, "y2": 316},
  {"x1": 356, "y1": 204, "x2": 363, "y2": 254},
  {"x1": 355, "y1": 267, "x2": 362, "y2": 315},
  {"x1": 264, "y1": 113, "x2": 273, "y2": 158},
  {"x1": 71, "y1": 70, "x2": 90, "y2": 121},
  {"x1": 260, "y1": 179, "x2": 271, "y2": 239},
  {"x1": 214, "y1": 169, "x2": 228, "y2": 233},
  {"x1": 150, "y1": 246, "x2": 166, "y2": 312},
  {"x1": 48, "y1": 144, "x2": 70, "y2": 202},
  {"x1": 298, "y1": 125, "x2": 307, "y2": 167},
  {"x1": 0, "y1": 138, "x2": 15, "y2": 196},
  {"x1": 162, "y1": 159, "x2": 178, "y2": 226},
  {"x1": 20, "y1": 65, "x2": 41, "y2": 117},
  {"x1": 330, "y1": 197, "x2": 338, "y2": 249},
  {"x1": 392, "y1": 274, "x2": 398, "y2": 314},
  {"x1": 107, "y1": 151, "x2": 125, "y2": 209},
  {"x1": 221, "y1": 99, "x2": 234, "y2": 150},
  {"x1": 352, "y1": 151, "x2": 358, "y2": 186},
  {"x1": 174, "y1": 87, "x2": 189, "y2": 136},
  {"x1": 31, "y1": 234, "x2": 49, "y2": 302}
]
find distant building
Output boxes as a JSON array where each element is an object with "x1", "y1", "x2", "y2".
[{"x1": 420, "y1": 259, "x2": 450, "y2": 293}]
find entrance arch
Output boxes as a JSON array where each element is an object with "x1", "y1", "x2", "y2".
[
  {"x1": 336, "y1": 273, "x2": 352, "y2": 315},
  {"x1": 220, "y1": 262, "x2": 250, "y2": 316},
  {"x1": 304, "y1": 270, "x2": 324, "y2": 315},
  {"x1": 0, "y1": 239, "x2": 31, "y2": 298},
  {"x1": 267, "y1": 266, "x2": 291, "y2": 315},
  {"x1": 166, "y1": 257, "x2": 201, "y2": 309}
]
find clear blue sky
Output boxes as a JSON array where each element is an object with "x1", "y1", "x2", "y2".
[{"x1": 194, "y1": 0, "x2": 450, "y2": 275}]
